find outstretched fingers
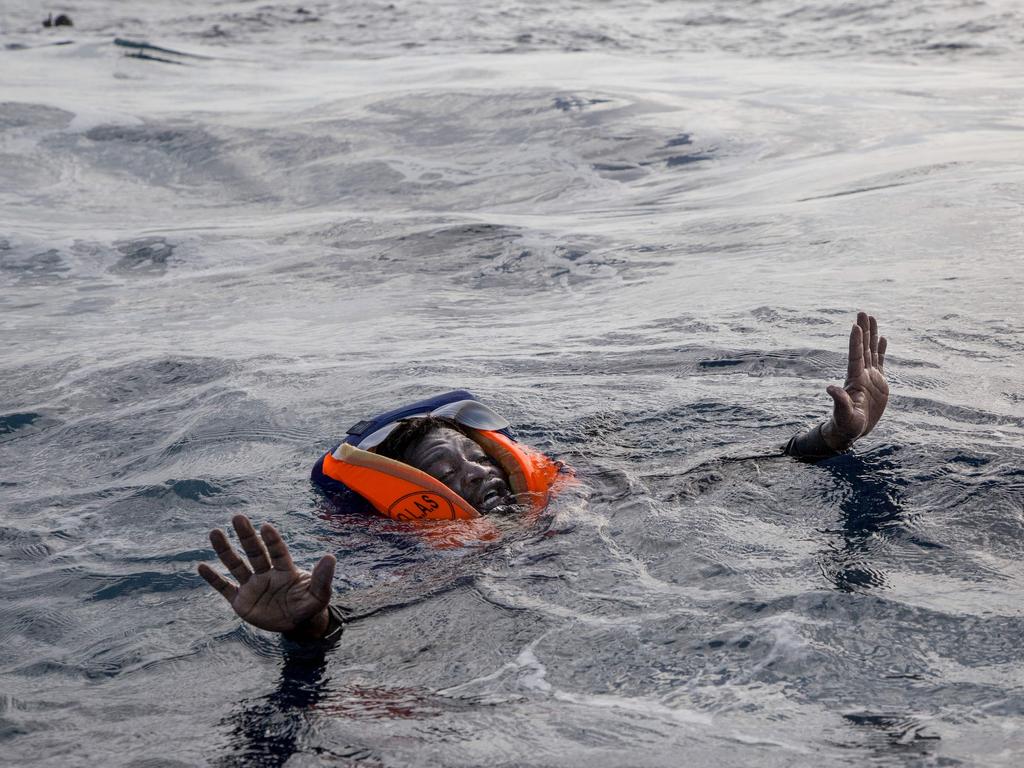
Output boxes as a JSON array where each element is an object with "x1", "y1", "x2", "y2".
[
  {"x1": 869, "y1": 315, "x2": 879, "y2": 367},
  {"x1": 309, "y1": 554, "x2": 336, "y2": 606},
  {"x1": 210, "y1": 528, "x2": 252, "y2": 584},
  {"x1": 260, "y1": 522, "x2": 295, "y2": 572},
  {"x1": 232, "y1": 514, "x2": 271, "y2": 574},
  {"x1": 198, "y1": 563, "x2": 238, "y2": 603},
  {"x1": 847, "y1": 322, "x2": 865, "y2": 380},
  {"x1": 877, "y1": 336, "x2": 888, "y2": 370},
  {"x1": 858, "y1": 312, "x2": 872, "y2": 370}
]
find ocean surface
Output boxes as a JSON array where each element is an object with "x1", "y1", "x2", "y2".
[{"x1": 2, "y1": 1, "x2": 1023, "y2": 766}]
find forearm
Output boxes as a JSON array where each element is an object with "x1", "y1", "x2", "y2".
[{"x1": 784, "y1": 419, "x2": 852, "y2": 460}]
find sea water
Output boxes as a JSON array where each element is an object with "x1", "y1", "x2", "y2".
[{"x1": 2, "y1": 1, "x2": 1023, "y2": 765}]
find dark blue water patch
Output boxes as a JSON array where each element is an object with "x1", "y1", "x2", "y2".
[
  {"x1": 9, "y1": 658, "x2": 96, "y2": 681},
  {"x1": 0, "y1": 247, "x2": 70, "y2": 280},
  {"x1": 666, "y1": 152, "x2": 713, "y2": 167},
  {"x1": 809, "y1": 451, "x2": 994, "y2": 590},
  {"x1": 0, "y1": 411, "x2": 41, "y2": 434},
  {"x1": 218, "y1": 659, "x2": 386, "y2": 768},
  {"x1": 691, "y1": 348, "x2": 834, "y2": 378},
  {"x1": 948, "y1": 452, "x2": 991, "y2": 467},
  {"x1": 88, "y1": 569, "x2": 201, "y2": 602},
  {"x1": 120, "y1": 50, "x2": 188, "y2": 66},
  {"x1": 585, "y1": 131, "x2": 719, "y2": 181},
  {"x1": 0, "y1": 410, "x2": 61, "y2": 446},
  {"x1": 109, "y1": 236, "x2": 173, "y2": 275},
  {"x1": 0, "y1": 717, "x2": 32, "y2": 741},
  {"x1": 698, "y1": 358, "x2": 742, "y2": 368},
  {"x1": 0, "y1": 526, "x2": 53, "y2": 561},
  {"x1": 842, "y1": 712, "x2": 943, "y2": 758},
  {"x1": 113, "y1": 37, "x2": 215, "y2": 64},
  {"x1": 127, "y1": 548, "x2": 214, "y2": 565},
  {"x1": 923, "y1": 41, "x2": 976, "y2": 51},
  {"x1": 552, "y1": 95, "x2": 611, "y2": 112},
  {"x1": 136, "y1": 478, "x2": 232, "y2": 502},
  {"x1": 819, "y1": 555, "x2": 890, "y2": 592},
  {"x1": 590, "y1": 161, "x2": 643, "y2": 174}
]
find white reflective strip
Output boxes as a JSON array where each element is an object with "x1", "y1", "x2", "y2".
[
  {"x1": 335, "y1": 400, "x2": 508, "y2": 457},
  {"x1": 355, "y1": 423, "x2": 399, "y2": 451},
  {"x1": 430, "y1": 400, "x2": 510, "y2": 430},
  {"x1": 348, "y1": 409, "x2": 432, "y2": 452}
]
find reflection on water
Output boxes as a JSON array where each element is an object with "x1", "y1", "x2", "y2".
[
  {"x1": 219, "y1": 648, "x2": 331, "y2": 768},
  {"x1": 818, "y1": 451, "x2": 910, "y2": 592}
]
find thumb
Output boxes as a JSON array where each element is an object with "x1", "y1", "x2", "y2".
[
  {"x1": 309, "y1": 554, "x2": 336, "y2": 606},
  {"x1": 827, "y1": 385, "x2": 855, "y2": 420}
]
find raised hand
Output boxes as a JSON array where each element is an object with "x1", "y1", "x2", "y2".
[
  {"x1": 198, "y1": 515, "x2": 336, "y2": 640},
  {"x1": 822, "y1": 311, "x2": 889, "y2": 451}
]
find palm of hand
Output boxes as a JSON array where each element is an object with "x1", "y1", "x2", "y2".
[
  {"x1": 198, "y1": 515, "x2": 336, "y2": 636},
  {"x1": 231, "y1": 566, "x2": 324, "y2": 633},
  {"x1": 835, "y1": 367, "x2": 889, "y2": 441},
  {"x1": 827, "y1": 313, "x2": 889, "y2": 446}
]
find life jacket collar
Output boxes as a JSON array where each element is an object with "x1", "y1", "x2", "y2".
[{"x1": 350, "y1": 399, "x2": 510, "y2": 452}]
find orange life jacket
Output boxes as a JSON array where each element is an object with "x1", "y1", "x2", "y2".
[
  {"x1": 317, "y1": 428, "x2": 561, "y2": 521},
  {"x1": 311, "y1": 391, "x2": 564, "y2": 522}
]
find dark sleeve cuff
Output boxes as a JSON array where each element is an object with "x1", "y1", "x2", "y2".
[
  {"x1": 281, "y1": 604, "x2": 346, "y2": 649},
  {"x1": 784, "y1": 423, "x2": 844, "y2": 461}
]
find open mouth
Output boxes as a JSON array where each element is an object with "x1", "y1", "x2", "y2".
[{"x1": 479, "y1": 488, "x2": 514, "y2": 514}]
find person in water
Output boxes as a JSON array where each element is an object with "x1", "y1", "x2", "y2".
[
  {"x1": 198, "y1": 312, "x2": 889, "y2": 643},
  {"x1": 376, "y1": 415, "x2": 520, "y2": 515}
]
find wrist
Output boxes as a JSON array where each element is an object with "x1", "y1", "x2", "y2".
[
  {"x1": 282, "y1": 607, "x2": 330, "y2": 642},
  {"x1": 821, "y1": 419, "x2": 853, "y2": 452}
]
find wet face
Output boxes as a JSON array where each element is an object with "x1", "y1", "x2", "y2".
[{"x1": 404, "y1": 427, "x2": 515, "y2": 514}]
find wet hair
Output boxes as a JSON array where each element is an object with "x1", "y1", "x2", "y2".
[{"x1": 374, "y1": 416, "x2": 470, "y2": 465}]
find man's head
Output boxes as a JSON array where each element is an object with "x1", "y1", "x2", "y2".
[{"x1": 375, "y1": 417, "x2": 516, "y2": 514}]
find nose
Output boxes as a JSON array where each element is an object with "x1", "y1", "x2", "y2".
[{"x1": 462, "y1": 460, "x2": 489, "y2": 488}]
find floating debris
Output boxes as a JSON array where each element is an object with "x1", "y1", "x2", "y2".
[
  {"x1": 42, "y1": 13, "x2": 73, "y2": 27},
  {"x1": 114, "y1": 37, "x2": 213, "y2": 65}
]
